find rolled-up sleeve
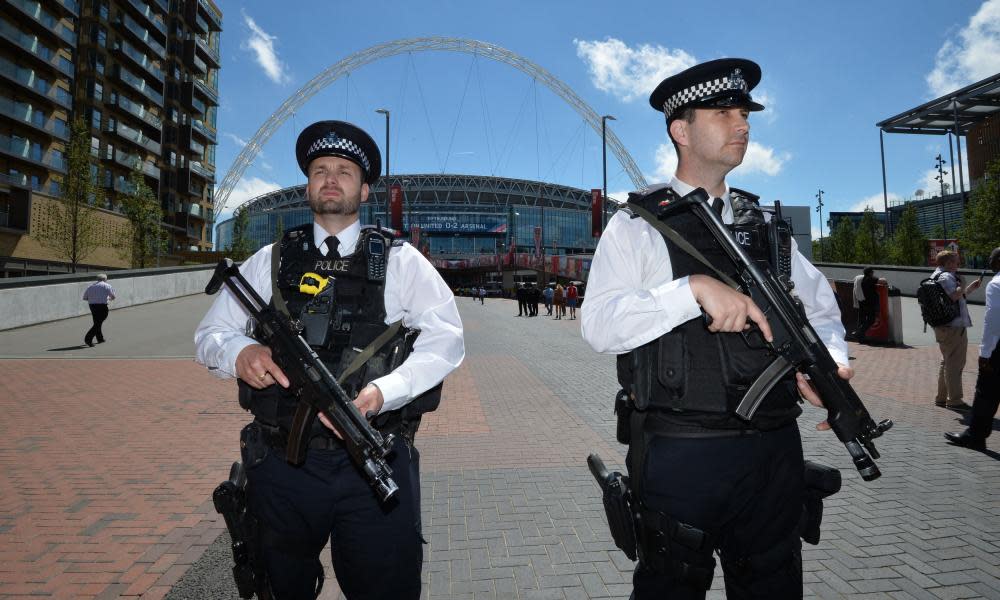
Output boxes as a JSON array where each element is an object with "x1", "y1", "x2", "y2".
[
  {"x1": 789, "y1": 239, "x2": 848, "y2": 366},
  {"x1": 372, "y1": 243, "x2": 465, "y2": 413},
  {"x1": 193, "y1": 247, "x2": 274, "y2": 378}
]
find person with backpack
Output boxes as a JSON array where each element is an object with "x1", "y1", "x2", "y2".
[
  {"x1": 945, "y1": 247, "x2": 1000, "y2": 450},
  {"x1": 929, "y1": 250, "x2": 981, "y2": 410},
  {"x1": 851, "y1": 267, "x2": 879, "y2": 344}
]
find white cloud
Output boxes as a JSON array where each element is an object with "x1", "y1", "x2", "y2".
[
  {"x1": 926, "y1": 0, "x2": 1000, "y2": 96},
  {"x1": 227, "y1": 176, "x2": 282, "y2": 210},
  {"x1": 607, "y1": 189, "x2": 632, "y2": 203},
  {"x1": 752, "y1": 89, "x2": 777, "y2": 124},
  {"x1": 241, "y1": 11, "x2": 290, "y2": 85},
  {"x1": 847, "y1": 192, "x2": 899, "y2": 213},
  {"x1": 223, "y1": 132, "x2": 248, "y2": 147},
  {"x1": 917, "y1": 159, "x2": 969, "y2": 198},
  {"x1": 732, "y1": 141, "x2": 790, "y2": 177},
  {"x1": 574, "y1": 38, "x2": 696, "y2": 102},
  {"x1": 649, "y1": 140, "x2": 789, "y2": 182}
]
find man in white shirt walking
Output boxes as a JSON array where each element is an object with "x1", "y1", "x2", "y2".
[
  {"x1": 82, "y1": 273, "x2": 115, "y2": 347},
  {"x1": 195, "y1": 120, "x2": 464, "y2": 599},
  {"x1": 945, "y1": 246, "x2": 1000, "y2": 451}
]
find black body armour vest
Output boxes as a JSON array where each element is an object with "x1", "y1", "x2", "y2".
[
  {"x1": 617, "y1": 184, "x2": 800, "y2": 432},
  {"x1": 243, "y1": 224, "x2": 441, "y2": 439}
]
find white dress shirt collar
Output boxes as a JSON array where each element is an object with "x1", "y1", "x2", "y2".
[
  {"x1": 669, "y1": 176, "x2": 732, "y2": 222},
  {"x1": 313, "y1": 219, "x2": 361, "y2": 257}
]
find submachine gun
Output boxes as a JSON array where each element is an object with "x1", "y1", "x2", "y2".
[
  {"x1": 205, "y1": 258, "x2": 399, "y2": 501},
  {"x1": 660, "y1": 188, "x2": 893, "y2": 480}
]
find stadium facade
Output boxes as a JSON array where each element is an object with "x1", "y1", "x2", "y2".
[{"x1": 217, "y1": 173, "x2": 601, "y2": 260}]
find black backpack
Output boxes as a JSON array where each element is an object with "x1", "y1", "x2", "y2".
[{"x1": 916, "y1": 273, "x2": 960, "y2": 327}]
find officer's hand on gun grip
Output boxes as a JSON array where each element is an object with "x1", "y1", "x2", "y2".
[
  {"x1": 235, "y1": 344, "x2": 290, "y2": 390},
  {"x1": 796, "y1": 365, "x2": 854, "y2": 431},
  {"x1": 318, "y1": 384, "x2": 384, "y2": 439},
  {"x1": 689, "y1": 275, "x2": 773, "y2": 342}
]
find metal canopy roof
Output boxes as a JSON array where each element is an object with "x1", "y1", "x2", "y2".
[{"x1": 877, "y1": 71, "x2": 1000, "y2": 135}]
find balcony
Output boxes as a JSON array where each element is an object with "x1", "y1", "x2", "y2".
[
  {"x1": 0, "y1": 18, "x2": 74, "y2": 79},
  {"x1": 0, "y1": 96, "x2": 69, "y2": 140},
  {"x1": 180, "y1": 82, "x2": 206, "y2": 116},
  {"x1": 124, "y1": 0, "x2": 166, "y2": 36},
  {"x1": 107, "y1": 120, "x2": 161, "y2": 154},
  {"x1": 0, "y1": 134, "x2": 65, "y2": 172},
  {"x1": 192, "y1": 77, "x2": 218, "y2": 105},
  {"x1": 52, "y1": 0, "x2": 79, "y2": 16},
  {"x1": 188, "y1": 160, "x2": 214, "y2": 182},
  {"x1": 191, "y1": 34, "x2": 220, "y2": 67},
  {"x1": 115, "y1": 38, "x2": 164, "y2": 82},
  {"x1": 111, "y1": 150, "x2": 160, "y2": 180},
  {"x1": 7, "y1": 0, "x2": 78, "y2": 46},
  {"x1": 199, "y1": 0, "x2": 222, "y2": 30},
  {"x1": 111, "y1": 93, "x2": 162, "y2": 131},
  {"x1": 114, "y1": 64, "x2": 164, "y2": 106},
  {"x1": 188, "y1": 118, "x2": 215, "y2": 142},
  {"x1": 0, "y1": 59, "x2": 71, "y2": 109},
  {"x1": 114, "y1": 12, "x2": 166, "y2": 59}
]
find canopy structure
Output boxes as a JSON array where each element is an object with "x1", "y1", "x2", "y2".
[{"x1": 875, "y1": 72, "x2": 1000, "y2": 234}]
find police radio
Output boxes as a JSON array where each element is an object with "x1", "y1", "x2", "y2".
[
  {"x1": 768, "y1": 201, "x2": 793, "y2": 283},
  {"x1": 367, "y1": 235, "x2": 387, "y2": 281}
]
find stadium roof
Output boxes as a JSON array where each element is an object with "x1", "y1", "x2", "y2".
[{"x1": 877, "y1": 71, "x2": 1000, "y2": 135}]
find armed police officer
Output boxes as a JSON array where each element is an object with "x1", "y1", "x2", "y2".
[
  {"x1": 581, "y1": 59, "x2": 850, "y2": 599},
  {"x1": 195, "y1": 120, "x2": 464, "y2": 600}
]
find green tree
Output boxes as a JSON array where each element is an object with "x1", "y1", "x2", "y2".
[
  {"x1": 959, "y1": 157, "x2": 1000, "y2": 261},
  {"x1": 812, "y1": 237, "x2": 832, "y2": 263},
  {"x1": 35, "y1": 117, "x2": 103, "y2": 272},
  {"x1": 887, "y1": 203, "x2": 928, "y2": 266},
  {"x1": 828, "y1": 217, "x2": 856, "y2": 263},
  {"x1": 228, "y1": 208, "x2": 254, "y2": 260},
  {"x1": 854, "y1": 208, "x2": 885, "y2": 265},
  {"x1": 273, "y1": 214, "x2": 285, "y2": 243},
  {"x1": 118, "y1": 161, "x2": 165, "y2": 268}
]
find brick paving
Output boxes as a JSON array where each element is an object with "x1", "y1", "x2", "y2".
[{"x1": 0, "y1": 294, "x2": 998, "y2": 599}]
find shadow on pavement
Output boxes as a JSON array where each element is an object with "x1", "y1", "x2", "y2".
[{"x1": 47, "y1": 345, "x2": 91, "y2": 352}]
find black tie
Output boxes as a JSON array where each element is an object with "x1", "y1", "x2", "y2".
[
  {"x1": 324, "y1": 236, "x2": 340, "y2": 259},
  {"x1": 712, "y1": 197, "x2": 725, "y2": 217}
]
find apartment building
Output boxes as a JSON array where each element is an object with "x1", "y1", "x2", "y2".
[{"x1": 0, "y1": 0, "x2": 221, "y2": 276}]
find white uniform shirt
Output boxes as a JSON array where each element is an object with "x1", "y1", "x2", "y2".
[
  {"x1": 581, "y1": 176, "x2": 849, "y2": 367},
  {"x1": 980, "y1": 272, "x2": 1000, "y2": 359},
  {"x1": 194, "y1": 220, "x2": 465, "y2": 414}
]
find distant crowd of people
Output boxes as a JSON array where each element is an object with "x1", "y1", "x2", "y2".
[{"x1": 456, "y1": 281, "x2": 581, "y2": 320}]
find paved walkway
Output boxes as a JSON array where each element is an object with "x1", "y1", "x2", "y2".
[{"x1": 0, "y1": 294, "x2": 997, "y2": 599}]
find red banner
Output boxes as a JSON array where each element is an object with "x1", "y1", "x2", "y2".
[
  {"x1": 411, "y1": 225, "x2": 421, "y2": 249},
  {"x1": 534, "y1": 226, "x2": 542, "y2": 258},
  {"x1": 591, "y1": 189, "x2": 603, "y2": 237},
  {"x1": 389, "y1": 184, "x2": 403, "y2": 231},
  {"x1": 927, "y1": 239, "x2": 959, "y2": 266}
]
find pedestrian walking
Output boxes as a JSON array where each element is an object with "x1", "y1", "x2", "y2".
[{"x1": 83, "y1": 273, "x2": 115, "y2": 347}]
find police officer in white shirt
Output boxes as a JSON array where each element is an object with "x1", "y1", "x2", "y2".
[
  {"x1": 195, "y1": 120, "x2": 464, "y2": 599},
  {"x1": 581, "y1": 59, "x2": 850, "y2": 599},
  {"x1": 945, "y1": 246, "x2": 1000, "y2": 451}
]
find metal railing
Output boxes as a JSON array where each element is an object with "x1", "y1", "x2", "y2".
[
  {"x1": 112, "y1": 93, "x2": 161, "y2": 129},
  {"x1": 116, "y1": 38, "x2": 164, "y2": 81},
  {"x1": 7, "y1": 0, "x2": 77, "y2": 45},
  {"x1": 108, "y1": 120, "x2": 161, "y2": 154},
  {"x1": 115, "y1": 64, "x2": 164, "y2": 105},
  {"x1": 124, "y1": 0, "x2": 166, "y2": 35},
  {"x1": 115, "y1": 12, "x2": 166, "y2": 58}
]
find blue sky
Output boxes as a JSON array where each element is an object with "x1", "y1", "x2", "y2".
[{"x1": 212, "y1": 0, "x2": 1000, "y2": 239}]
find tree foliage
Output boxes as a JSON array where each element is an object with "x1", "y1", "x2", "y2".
[
  {"x1": 228, "y1": 208, "x2": 254, "y2": 261},
  {"x1": 887, "y1": 203, "x2": 928, "y2": 266},
  {"x1": 118, "y1": 161, "x2": 164, "y2": 268},
  {"x1": 853, "y1": 208, "x2": 885, "y2": 265},
  {"x1": 959, "y1": 157, "x2": 1000, "y2": 262},
  {"x1": 35, "y1": 117, "x2": 103, "y2": 271},
  {"x1": 828, "y1": 217, "x2": 856, "y2": 263}
]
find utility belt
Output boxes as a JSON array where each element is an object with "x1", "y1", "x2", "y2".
[{"x1": 254, "y1": 419, "x2": 345, "y2": 452}]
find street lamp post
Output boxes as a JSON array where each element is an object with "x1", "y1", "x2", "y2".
[
  {"x1": 815, "y1": 189, "x2": 825, "y2": 262},
  {"x1": 375, "y1": 108, "x2": 390, "y2": 225},
  {"x1": 934, "y1": 153, "x2": 949, "y2": 238},
  {"x1": 601, "y1": 115, "x2": 616, "y2": 230}
]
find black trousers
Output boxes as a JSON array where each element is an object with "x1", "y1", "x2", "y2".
[
  {"x1": 85, "y1": 303, "x2": 109, "y2": 344},
  {"x1": 247, "y1": 435, "x2": 423, "y2": 600},
  {"x1": 853, "y1": 302, "x2": 878, "y2": 340},
  {"x1": 969, "y1": 349, "x2": 1000, "y2": 440},
  {"x1": 633, "y1": 423, "x2": 804, "y2": 600}
]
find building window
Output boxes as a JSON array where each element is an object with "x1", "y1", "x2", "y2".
[
  {"x1": 90, "y1": 136, "x2": 100, "y2": 156},
  {"x1": 89, "y1": 108, "x2": 101, "y2": 130},
  {"x1": 91, "y1": 24, "x2": 106, "y2": 47},
  {"x1": 88, "y1": 79, "x2": 104, "y2": 102},
  {"x1": 105, "y1": 143, "x2": 113, "y2": 160}
]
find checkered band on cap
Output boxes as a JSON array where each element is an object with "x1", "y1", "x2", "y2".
[
  {"x1": 306, "y1": 133, "x2": 371, "y2": 174},
  {"x1": 663, "y1": 69, "x2": 750, "y2": 118}
]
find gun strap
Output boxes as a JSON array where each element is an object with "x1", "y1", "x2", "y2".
[
  {"x1": 337, "y1": 320, "x2": 404, "y2": 385},
  {"x1": 270, "y1": 240, "x2": 291, "y2": 318},
  {"x1": 626, "y1": 202, "x2": 740, "y2": 290}
]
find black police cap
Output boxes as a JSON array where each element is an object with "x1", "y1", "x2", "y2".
[
  {"x1": 295, "y1": 120, "x2": 382, "y2": 185},
  {"x1": 649, "y1": 58, "x2": 765, "y2": 120}
]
